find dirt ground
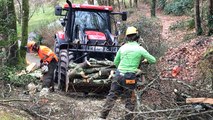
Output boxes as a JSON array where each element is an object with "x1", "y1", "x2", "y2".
[{"x1": 0, "y1": 81, "x2": 127, "y2": 120}]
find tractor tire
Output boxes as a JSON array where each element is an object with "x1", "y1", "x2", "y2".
[
  {"x1": 54, "y1": 41, "x2": 59, "y2": 57},
  {"x1": 58, "y1": 49, "x2": 69, "y2": 91},
  {"x1": 58, "y1": 49, "x2": 74, "y2": 91}
]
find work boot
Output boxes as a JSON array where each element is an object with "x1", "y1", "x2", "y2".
[
  {"x1": 100, "y1": 106, "x2": 111, "y2": 119},
  {"x1": 99, "y1": 112, "x2": 107, "y2": 119},
  {"x1": 100, "y1": 98, "x2": 115, "y2": 119}
]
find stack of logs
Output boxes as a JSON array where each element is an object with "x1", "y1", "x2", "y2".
[
  {"x1": 66, "y1": 58, "x2": 144, "y2": 91},
  {"x1": 68, "y1": 58, "x2": 116, "y2": 84}
]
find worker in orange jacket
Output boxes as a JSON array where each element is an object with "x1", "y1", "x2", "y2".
[{"x1": 27, "y1": 41, "x2": 58, "y2": 91}]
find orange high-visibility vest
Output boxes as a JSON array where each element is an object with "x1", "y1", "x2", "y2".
[{"x1": 38, "y1": 46, "x2": 58, "y2": 63}]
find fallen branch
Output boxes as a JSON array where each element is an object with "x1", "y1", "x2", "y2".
[
  {"x1": 19, "y1": 105, "x2": 49, "y2": 120},
  {"x1": 140, "y1": 73, "x2": 160, "y2": 93},
  {"x1": 0, "y1": 99, "x2": 30, "y2": 102},
  {"x1": 0, "y1": 101, "x2": 49, "y2": 120},
  {"x1": 186, "y1": 98, "x2": 213, "y2": 104}
]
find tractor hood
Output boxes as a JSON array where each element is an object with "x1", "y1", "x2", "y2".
[{"x1": 85, "y1": 31, "x2": 107, "y2": 41}]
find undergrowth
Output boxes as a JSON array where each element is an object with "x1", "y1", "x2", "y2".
[
  {"x1": 0, "y1": 66, "x2": 38, "y2": 87},
  {"x1": 164, "y1": 0, "x2": 194, "y2": 16},
  {"x1": 169, "y1": 18, "x2": 194, "y2": 31}
]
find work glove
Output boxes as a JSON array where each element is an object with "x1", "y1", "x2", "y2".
[
  {"x1": 40, "y1": 61, "x2": 48, "y2": 67},
  {"x1": 142, "y1": 59, "x2": 148, "y2": 63},
  {"x1": 41, "y1": 65, "x2": 48, "y2": 74}
]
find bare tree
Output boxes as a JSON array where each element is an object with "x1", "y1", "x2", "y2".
[
  {"x1": 109, "y1": 0, "x2": 114, "y2": 6},
  {"x1": 194, "y1": 0, "x2": 202, "y2": 35},
  {"x1": 208, "y1": 0, "x2": 213, "y2": 36},
  {"x1": 122, "y1": 0, "x2": 127, "y2": 8},
  {"x1": 134, "y1": 0, "x2": 138, "y2": 8},
  {"x1": 117, "y1": 0, "x2": 121, "y2": 11},
  {"x1": 129, "y1": 0, "x2": 132, "y2": 8},
  {"x1": 15, "y1": 0, "x2": 22, "y2": 24},
  {"x1": 97, "y1": 0, "x2": 105, "y2": 5},
  {"x1": 87, "y1": 0, "x2": 94, "y2": 5},
  {"x1": 151, "y1": 0, "x2": 156, "y2": 17},
  {"x1": 20, "y1": 0, "x2": 29, "y2": 64}
]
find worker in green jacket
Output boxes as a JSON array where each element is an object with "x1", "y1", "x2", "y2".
[{"x1": 100, "y1": 26, "x2": 156, "y2": 120}]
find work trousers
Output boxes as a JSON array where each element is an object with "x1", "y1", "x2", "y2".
[
  {"x1": 42, "y1": 59, "x2": 57, "y2": 91},
  {"x1": 100, "y1": 71, "x2": 137, "y2": 120}
]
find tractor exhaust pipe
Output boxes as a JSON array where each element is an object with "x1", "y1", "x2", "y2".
[{"x1": 66, "y1": 0, "x2": 72, "y2": 7}]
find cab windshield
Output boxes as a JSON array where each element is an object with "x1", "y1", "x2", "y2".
[{"x1": 74, "y1": 10, "x2": 110, "y2": 31}]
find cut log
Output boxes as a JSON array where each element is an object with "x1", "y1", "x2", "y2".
[
  {"x1": 67, "y1": 60, "x2": 91, "y2": 91},
  {"x1": 108, "y1": 70, "x2": 115, "y2": 79},
  {"x1": 26, "y1": 62, "x2": 37, "y2": 73},
  {"x1": 84, "y1": 68, "x2": 100, "y2": 74},
  {"x1": 186, "y1": 98, "x2": 213, "y2": 104},
  {"x1": 99, "y1": 69, "x2": 113, "y2": 77},
  {"x1": 68, "y1": 60, "x2": 91, "y2": 78},
  {"x1": 89, "y1": 58, "x2": 114, "y2": 66},
  {"x1": 68, "y1": 59, "x2": 116, "y2": 86}
]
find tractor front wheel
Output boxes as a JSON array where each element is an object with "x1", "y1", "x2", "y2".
[{"x1": 58, "y1": 49, "x2": 69, "y2": 91}]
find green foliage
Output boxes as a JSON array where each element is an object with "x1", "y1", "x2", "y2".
[
  {"x1": 169, "y1": 18, "x2": 194, "y2": 31},
  {"x1": 29, "y1": 7, "x2": 57, "y2": 32},
  {"x1": 0, "y1": 0, "x2": 7, "y2": 35},
  {"x1": 164, "y1": 0, "x2": 194, "y2": 16},
  {"x1": 0, "y1": 0, "x2": 17, "y2": 40},
  {"x1": 0, "y1": 111, "x2": 26, "y2": 120},
  {"x1": 157, "y1": 0, "x2": 166, "y2": 10},
  {"x1": 16, "y1": 4, "x2": 57, "y2": 34},
  {"x1": 182, "y1": 33, "x2": 196, "y2": 42},
  {"x1": 0, "y1": 66, "x2": 38, "y2": 87}
]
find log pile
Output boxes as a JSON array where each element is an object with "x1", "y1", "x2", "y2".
[{"x1": 68, "y1": 58, "x2": 116, "y2": 84}]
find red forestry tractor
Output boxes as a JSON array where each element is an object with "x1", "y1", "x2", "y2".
[{"x1": 54, "y1": 0, "x2": 127, "y2": 93}]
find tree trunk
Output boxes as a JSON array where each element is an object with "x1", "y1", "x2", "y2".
[
  {"x1": 122, "y1": 0, "x2": 127, "y2": 8},
  {"x1": 87, "y1": 0, "x2": 94, "y2": 5},
  {"x1": 20, "y1": 0, "x2": 29, "y2": 64},
  {"x1": 134, "y1": 0, "x2": 138, "y2": 8},
  {"x1": 129, "y1": 0, "x2": 132, "y2": 8},
  {"x1": 5, "y1": 0, "x2": 18, "y2": 66},
  {"x1": 151, "y1": 0, "x2": 156, "y2": 17},
  {"x1": 16, "y1": 0, "x2": 22, "y2": 25},
  {"x1": 97, "y1": 0, "x2": 105, "y2": 5},
  {"x1": 195, "y1": 0, "x2": 202, "y2": 35},
  {"x1": 208, "y1": 0, "x2": 213, "y2": 36},
  {"x1": 108, "y1": 0, "x2": 114, "y2": 6},
  {"x1": 117, "y1": 0, "x2": 121, "y2": 11}
]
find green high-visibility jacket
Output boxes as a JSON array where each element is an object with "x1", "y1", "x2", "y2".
[{"x1": 114, "y1": 41, "x2": 156, "y2": 73}]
